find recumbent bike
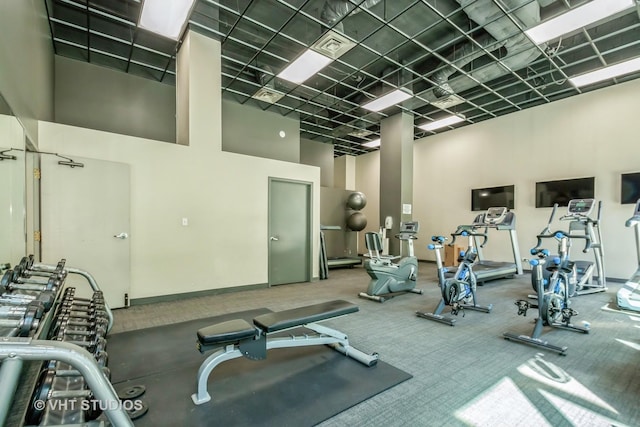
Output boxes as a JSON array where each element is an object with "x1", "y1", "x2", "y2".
[{"x1": 359, "y1": 221, "x2": 423, "y2": 303}]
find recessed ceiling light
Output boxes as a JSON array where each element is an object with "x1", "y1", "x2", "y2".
[
  {"x1": 278, "y1": 50, "x2": 333, "y2": 85},
  {"x1": 139, "y1": 0, "x2": 196, "y2": 40},
  {"x1": 362, "y1": 139, "x2": 380, "y2": 148},
  {"x1": 418, "y1": 114, "x2": 466, "y2": 132},
  {"x1": 525, "y1": 0, "x2": 635, "y2": 45},
  {"x1": 361, "y1": 89, "x2": 412, "y2": 112},
  {"x1": 569, "y1": 57, "x2": 640, "y2": 87}
]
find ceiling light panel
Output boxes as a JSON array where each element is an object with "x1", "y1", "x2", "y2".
[
  {"x1": 139, "y1": 0, "x2": 196, "y2": 40},
  {"x1": 525, "y1": 0, "x2": 635, "y2": 45},
  {"x1": 277, "y1": 50, "x2": 333, "y2": 84},
  {"x1": 362, "y1": 89, "x2": 412, "y2": 112},
  {"x1": 569, "y1": 57, "x2": 640, "y2": 87},
  {"x1": 362, "y1": 139, "x2": 381, "y2": 148},
  {"x1": 418, "y1": 114, "x2": 466, "y2": 132}
]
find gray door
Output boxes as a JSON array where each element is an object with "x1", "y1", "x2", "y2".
[
  {"x1": 41, "y1": 155, "x2": 130, "y2": 308},
  {"x1": 268, "y1": 178, "x2": 311, "y2": 286}
]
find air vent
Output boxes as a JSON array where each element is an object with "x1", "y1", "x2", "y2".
[
  {"x1": 251, "y1": 88, "x2": 285, "y2": 104},
  {"x1": 348, "y1": 129, "x2": 374, "y2": 138},
  {"x1": 311, "y1": 30, "x2": 356, "y2": 60},
  {"x1": 431, "y1": 94, "x2": 465, "y2": 109}
]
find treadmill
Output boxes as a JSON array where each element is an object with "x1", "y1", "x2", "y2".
[
  {"x1": 449, "y1": 207, "x2": 523, "y2": 283},
  {"x1": 319, "y1": 225, "x2": 361, "y2": 279}
]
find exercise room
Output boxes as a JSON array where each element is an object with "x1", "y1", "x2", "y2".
[{"x1": 2, "y1": 1, "x2": 640, "y2": 426}]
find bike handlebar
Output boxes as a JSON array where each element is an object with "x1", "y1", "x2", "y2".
[{"x1": 535, "y1": 230, "x2": 592, "y2": 253}]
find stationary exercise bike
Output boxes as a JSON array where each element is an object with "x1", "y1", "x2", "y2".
[
  {"x1": 416, "y1": 230, "x2": 492, "y2": 326},
  {"x1": 504, "y1": 241, "x2": 590, "y2": 355},
  {"x1": 617, "y1": 199, "x2": 640, "y2": 312},
  {"x1": 531, "y1": 199, "x2": 606, "y2": 297},
  {"x1": 359, "y1": 221, "x2": 423, "y2": 303}
]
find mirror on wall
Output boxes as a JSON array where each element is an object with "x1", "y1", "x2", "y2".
[{"x1": 0, "y1": 92, "x2": 27, "y2": 265}]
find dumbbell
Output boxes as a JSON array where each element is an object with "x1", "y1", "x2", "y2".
[
  {"x1": 18, "y1": 256, "x2": 67, "y2": 281},
  {"x1": 26, "y1": 368, "x2": 102, "y2": 425},
  {"x1": 63, "y1": 288, "x2": 104, "y2": 306},
  {"x1": 1, "y1": 267, "x2": 60, "y2": 292},
  {"x1": 0, "y1": 303, "x2": 43, "y2": 336},
  {"x1": 0, "y1": 290, "x2": 55, "y2": 310},
  {"x1": 58, "y1": 323, "x2": 108, "y2": 340},
  {"x1": 54, "y1": 332, "x2": 107, "y2": 354},
  {"x1": 59, "y1": 300, "x2": 107, "y2": 314},
  {"x1": 53, "y1": 313, "x2": 109, "y2": 331},
  {"x1": 44, "y1": 351, "x2": 110, "y2": 379},
  {"x1": 57, "y1": 304, "x2": 107, "y2": 320}
]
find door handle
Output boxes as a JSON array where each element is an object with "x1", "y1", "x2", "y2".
[
  {"x1": 113, "y1": 232, "x2": 128, "y2": 240},
  {"x1": 270, "y1": 236, "x2": 279, "y2": 241}
]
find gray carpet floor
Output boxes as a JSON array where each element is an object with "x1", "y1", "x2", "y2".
[{"x1": 112, "y1": 263, "x2": 640, "y2": 427}]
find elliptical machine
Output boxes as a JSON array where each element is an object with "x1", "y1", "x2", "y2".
[
  {"x1": 617, "y1": 199, "x2": 640, "y2": 312},
  {"x1": 416, "y1": 230, "x2": 492, "y2": 326},
  {"x1": 531, "y1": 199, "x2": 606, "y2": 297},
  {"x1": 359, "y1": 221, "x2": 423, "y2": 303},
  {"x1": 504, "y1": 242, "x2": 590, "y2": 355}
]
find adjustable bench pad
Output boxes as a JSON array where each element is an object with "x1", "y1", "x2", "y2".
[
  {"x1": 197, "y1": 319, "x2": 257, "y2": 346},
  {"x1": 253, "y1": 300, "x2": 358, "y2": 333}
]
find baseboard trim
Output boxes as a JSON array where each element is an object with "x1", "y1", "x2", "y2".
[{"x1": 130, "y1": 282, "x2": 269, "y2": 306}]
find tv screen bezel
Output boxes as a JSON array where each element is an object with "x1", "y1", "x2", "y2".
[
  {"x1": 535, "y1": 177, "x2": 595, "y2": 208},
  {"x1": 621, "y1": 172, "x2": 640, "y2": 205},
  {"x1": 471, "y1": 185, "x2": 515, "y2": 212}
]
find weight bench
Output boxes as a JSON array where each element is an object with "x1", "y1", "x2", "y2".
[{"x1": 191, "y1": 300, "x2": 379, "y2": 405}]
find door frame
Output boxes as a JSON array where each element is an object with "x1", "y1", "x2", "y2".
[{"x1": 268, "y1": 177, "x2": 313, "y2": 286}]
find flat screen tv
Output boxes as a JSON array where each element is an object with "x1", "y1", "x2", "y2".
[
  {"x1": 535, "y1": 177, "x2": 595, "y2": 208},
  {"x1": 471, "y1": 185, "x2": 515, "y2": 212},
  {"x1": 621, "y1": 172, "x2": 640, "y2": 204}
]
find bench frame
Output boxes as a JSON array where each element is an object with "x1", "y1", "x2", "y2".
[{"x1": 191, "y1": 318, "x2": 378, "y2": 405}]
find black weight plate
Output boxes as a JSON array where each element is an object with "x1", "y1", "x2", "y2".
[
  {"x1": 26, "y1": 369, "x2": 55, "y2": 425},
  {"x1": 117, "y1": 385, "x2": 146, "y2": 400},
  {"x1": 126, "y1": 401, "x2": 149, "y2": 420},
  {"x1": 1, "y1": 270, "x2": 12, "y2": 289},
  {"x1": 12, "y1": 266, "x2": 23, "y2": 282}
]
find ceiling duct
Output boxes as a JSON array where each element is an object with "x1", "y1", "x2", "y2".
[
  {"x1": 430, "y1": 0, "x2": 546, "y2": 100},
  {"x1": 320, "y1": 0, "x2": 383, "y2": 32}
]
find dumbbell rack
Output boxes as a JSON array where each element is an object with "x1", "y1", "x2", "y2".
[{"x1": 0, "y1": 256, "x2": 131, "y2": 427}]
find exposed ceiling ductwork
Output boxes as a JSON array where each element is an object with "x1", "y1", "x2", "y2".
[
  {"x1": 430, "y1": 0, "x2": 545, "y2": 100},
  {"x1": 45, "y1": 0, "x2": 640, "y2": 156},
  {"x1": 320, "y1": 0, "x2": 383, "y2": 31}
]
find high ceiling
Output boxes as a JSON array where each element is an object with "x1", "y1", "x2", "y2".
[{"x1": 45, "y1": 0, "x2": 640, "y2": 156}]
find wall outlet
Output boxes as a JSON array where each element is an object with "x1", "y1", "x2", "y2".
[{"x1": 182, "y1": 217, "x2": 188, "y2": 226}]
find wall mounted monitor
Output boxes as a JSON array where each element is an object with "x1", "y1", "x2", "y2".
[
  {"x1": 535, "y1": 177, "x2": 595, "y2": 208},
  {"x1": 621, "y1": 172, "x2": 640, "y2": 204},
  {"x1": 471, "y1": 185, "x2": 515, "y2": 212}
]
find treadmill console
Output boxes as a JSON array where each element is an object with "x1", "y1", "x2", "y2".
[
  {"x1": 484, "y1": 207, "x2": 508, "y2": 225},
  {"x1": 567, "y1": 199, "x2": 595, "y2": 216},
  {"x1": 400, "y1": 221, "x2": 420, "y2": 234}
]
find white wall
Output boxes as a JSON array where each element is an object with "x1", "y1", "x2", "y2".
[
  {"x1": 0, "y1": 0, "x2": 53, "y2": 146},
  {"x1": 410, "y1": 78, "x2": 640, "y2": 280},
  {"x1": 38, "y1": 32, "x2": 321, "y2": 300},
  {"x1": 0, "y1": 114, "x2": 26, "y2": 263}
]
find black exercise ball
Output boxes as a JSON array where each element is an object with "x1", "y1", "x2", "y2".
[
  {"x1": 347, "y1": 212, "x2": 367, "y2": 231},
  {"x1": 346, "y1": 192, "x2": 367, "y2": 211}
]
